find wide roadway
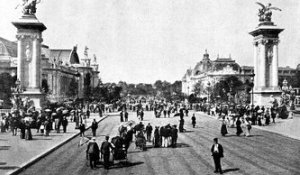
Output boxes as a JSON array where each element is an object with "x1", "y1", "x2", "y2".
[{"x1": 20, "y1": 111, "x2": 300, "y2": 175}]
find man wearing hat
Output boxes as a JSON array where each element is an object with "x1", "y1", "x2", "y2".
[
  {"x1": 86, "y1": 137, "x2": 100, "y2": 169},
  {"x1": 100, "y1": 136, "x2": 115, "y2": 169},
  {"x1": 211, "y1": 138, "x2": 224, "y2": 174},
  {"x1": 171, "y1": 125, "x2": 178, "y2": 148}
]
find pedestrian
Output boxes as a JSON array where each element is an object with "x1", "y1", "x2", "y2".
[
  {"x1": 185, "y1": 108, "x2": 189, "y2": 116},
  {"x1": 171, "y1": 125, "x2": 178, "y2": 148},
  {"x1": 10, "y1": 112, "x2": 18, "y2": 136},
  {"x1": 265, "y1": 108, "x2": 271, "y2": 125},
  {"x1": 245, "y1": 118, "x2": 251, "y2": 137},
  {"x1": 163, "y1": 109, "x2": 167, "y2": 118},
  {"x1": 153, "y1": 126, "x2": 160, "y2": 147},
  {"x1": 91, "y1": 119, "x2": 98, "y2": 137},
  {"x1": 140, "y1": 109, "x2": 144, "y2": 121},
  {"x1": 191, "y1": 114, "x2": 196, "y2": 128},
  {"x1": 61, "y1": 116, "x2": 68, "y2": 133},
  {"x1": 220, "y1": 117, "x2": 228, "y2": 137},
  {"x1": 211, "y1": 138, "x2": 224, "y2": 174},
  {"x1": 19, "y1": 119, "x2": 26, "y2": 139},
  {"x1": 145, "y1": 123, "x2": 153, "y2": 142},
  {"x1": 160, "y1": 126, "x2": 168, "y2": 147},
  {"x1": 86, "y1": 109, "x2": 90, "y2": 119},
  {"x1": 24, "y1": 120, "x2": 32, "y2": 140},
  {"x1": 120, "y1": 109, "x2": 128, "y2": 122},
  {"x1": 86, "y1": 137, "x2": 100, "y2": 169},
  {"x1": 179, "y1": 119, "x2": 185, "y2": 132},
  {"x1": 44, "y1": 118, "x2": 51, "y2": 136},
  {"x1": 100, "y1": 136, "x2": 115, "y2": 170},
  {"x1": 271, "y1": 106, "x2": 276, "y2": 123},
  {"x1": 236, "y1": 117, "x2": 243, "y2": 136},
  {"x1": 79, "y1": 122, "x2": 85, "y2": 137}
]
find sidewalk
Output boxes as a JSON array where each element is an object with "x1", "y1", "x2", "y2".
[
  {"x1": 195, "y1": 111, "x2": 300, "y2": 141},
  {"x1": 0, "y1": 113, "x2": 110, "y2": 175}
]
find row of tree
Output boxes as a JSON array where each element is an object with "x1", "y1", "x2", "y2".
[{"x1": 89, "y1": 80, "x2": 183, "y2": 103}]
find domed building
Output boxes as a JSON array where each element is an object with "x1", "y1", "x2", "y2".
[{"x1": 182, "y1": 50, "x2": 300, "y2": 99}]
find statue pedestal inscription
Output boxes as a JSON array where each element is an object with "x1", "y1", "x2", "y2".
[
  {"x1": 12, "y1": 12, "x2": 47, "y2": 110},
  {"x1": 249, "y1": 3, "x2": 283, "y2": 107}
]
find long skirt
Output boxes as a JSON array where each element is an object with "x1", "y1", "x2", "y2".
[
  {"x1": 221, "y1": 124, "x2": 228, "y2": 136},
  {"x1": 25, "y1": 129, "x2": 32, "y2": 140},
  {"x1": 236, "y1": 126, "x2": 243, "y2": 136}
]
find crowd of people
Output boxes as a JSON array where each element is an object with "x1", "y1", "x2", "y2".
[
  {"x1": 190, "y1": 101, "x2": 285, "y2": 137},
  {"x1": 0, "y1": 99, "x2": 107, "y2": 141}
]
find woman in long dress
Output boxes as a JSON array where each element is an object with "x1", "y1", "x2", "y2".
[
  {"x1": 236, "y1": 117, "x2": 243, "y2": 136},
  {"x1": 220, "y1": 117, "x2": 228, "y2": 136},
  {"x1": 244, "y1": 118, "x2": 251, "y2": 137}
]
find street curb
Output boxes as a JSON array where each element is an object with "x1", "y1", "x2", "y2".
[{"x1": 8, "y1": 114, "x2": 110, "y2": 175}]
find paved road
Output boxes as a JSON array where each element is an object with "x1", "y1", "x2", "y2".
[{"x1": 19, "y1": 111, "x2": 300, "y2": 175}]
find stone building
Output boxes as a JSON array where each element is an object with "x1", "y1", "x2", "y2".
[
  {"x1": 0, "y1": 36, "x2": 100, "y2": 102},
  {"x1": 182, "y1": 50, "x2": 300, "y2": 98}
]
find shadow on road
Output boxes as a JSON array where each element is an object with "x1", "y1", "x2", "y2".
[
  {"x1": 0, "y1": 146, "x2": 10, "y2": 150},
  {"x1": 95, "y1": 161, "x2": 144, "y2": 169},
  {"x1": 0, "y1": 166, "x2": 19, "y2": 170},
  {"x1": 176, "y1": 142, "x2": 191, "y2": 148},
  {"x1": 0, "y1": 162, "x2": 7, "y2": 165},
  {"x1": 31, "y1": 138, "x2": 53, "y2": 141},
  {"x1": 110, "y1": 161, "x2": 144, "y2": 169},
  {"x1": 223, "y1": 168, "x2": 240, "y2": 173}
]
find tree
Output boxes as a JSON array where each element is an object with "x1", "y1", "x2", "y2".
[
  {"x1": 66, "y1": 78, "x2": 78, "y2": 97},
  {"x1": 193, "y1": 81, "x2": 203, "y2": 97},
  {"x1": 41, "y1": 79, "x2": 49, "y2": 93},
  {"x1": 211, "y1": 76, "x2": 243, "y2": 103},
  {"x1": 0, "y1": 73, "x2": 15, "y2": 108},
  {"x1": 83, "y1": 73, "x2": 91, "y2": 100}
]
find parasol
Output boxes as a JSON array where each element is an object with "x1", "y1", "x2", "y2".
[
  {"x1": 45, "y1": 109, "x2": 52, "y2": 112},
  {"x1": 63, "y1": 109, "x2": 69, "y2": 114}
]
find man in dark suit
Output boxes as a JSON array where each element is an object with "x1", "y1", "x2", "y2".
[
  {"x1": 100, "y1": 136, "x2": 115, "y2": 169},
  {"x1": 86, "y1": 137, "x2": 100, "y2": 169},
  {"x1": 120, "y1": 109, "x2": 128, "y2": 122},
  {"x1": 211, "y1": 138, "x2": 224, "y2": 174}
]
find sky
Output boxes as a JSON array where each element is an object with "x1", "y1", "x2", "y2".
[{"x1": 0, "y1": 0, "x2": 300, "y2": 84}]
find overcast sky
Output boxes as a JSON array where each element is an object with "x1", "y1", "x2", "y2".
[{"x1": 1, "y1": 0, "x2": 299, "y2": 84}]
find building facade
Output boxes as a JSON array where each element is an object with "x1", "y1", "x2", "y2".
[
  {"x1": 0, "y1": 37, "x2": 100, "y2": 102},
  {"x1": 182, "y1": 50, "x2": 300, "y2": 98}
]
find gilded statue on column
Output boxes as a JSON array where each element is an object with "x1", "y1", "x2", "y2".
[
  {"x1": 256, "y1": 2, "x2": 281, "y2": 22},
  {"x1": 15, "y1": 0, "x2": 41, "y2": 15}
]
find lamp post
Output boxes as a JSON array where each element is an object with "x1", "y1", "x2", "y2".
[
  {"x1": 250, "y1": 74, "x2": 255, "y2": 107},
  {"x1": 207, "y1": 81, "x2": 211, "y2": 104}
]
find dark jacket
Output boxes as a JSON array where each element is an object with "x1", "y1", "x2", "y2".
[
  {"x1": 91, "y1": 121, "x2": 98, "y2": 130},
  {"x1": 146, "y1": 125, "x2": 153, "y2": 134},
  {"x1": 101, "y1": 141, "x2": 113, "y2": 155},
  {"x1": 211, "y1": 143, "x2": 224, "y2": 158},
  {"x1": 87, "y1": 141, "x2": 100, "y2": 154}
]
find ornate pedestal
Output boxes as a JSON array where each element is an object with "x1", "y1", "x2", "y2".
[
  {"x1": 12, "y1": 15, "x2": 47, "y2": 110},
  {"x1": 249, "y1": 23, "x2": 283, "y2": 107}
]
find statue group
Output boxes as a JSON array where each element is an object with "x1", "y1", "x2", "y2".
[
  {"x1": 256, "y1": 2, "x2": 281, "y2": 22},
  {"x1": 16, "y1": 0, "x2": 41, "y2": 15}
]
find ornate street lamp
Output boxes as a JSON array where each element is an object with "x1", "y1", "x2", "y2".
[{"x1": 207, "y1": 81, "x2": 211, "y2": 103}]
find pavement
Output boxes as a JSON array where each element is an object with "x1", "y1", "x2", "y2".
[
  {"x1": 17, "y1": 111, "x2": 300, "y2": 175},
  {"x1": 0, "y1": 112, "x2": 114, "y2": 175},
  {"x1": 196, "y1": 111, "x2": 300, "y2": 141}
]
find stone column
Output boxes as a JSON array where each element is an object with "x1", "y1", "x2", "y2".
[
  {"x1": 260, "y1": 40, "x2": 266, "y2": 87},
  {"x1": 272, "y1": 40, "x2": 279, "y2": 87},
  {"x1": 253, "y1": 42, "x2": 258, "y2": 87},
  {"x1": 17, "y1": 35, "x2": 24, "y2": 88}
]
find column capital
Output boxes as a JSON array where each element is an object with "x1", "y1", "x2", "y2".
[{"x1": 272, "y1": 39, "x2": 280, "y2": 45}]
